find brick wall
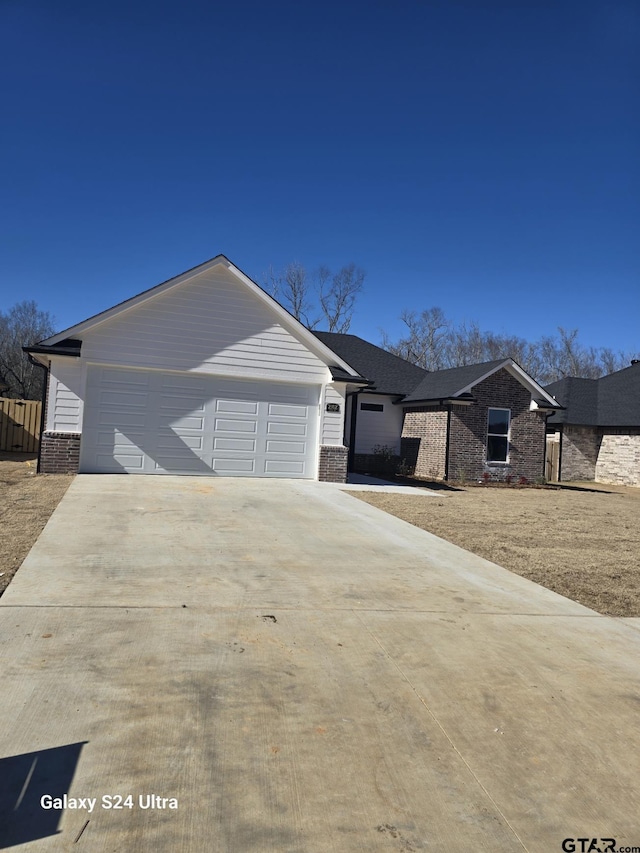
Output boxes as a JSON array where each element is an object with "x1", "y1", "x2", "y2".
[
  {"x1": 40, "y1": 431, "x2": 81, "y2": 474},
  {"x1": 560, "y1": 425, "x2": 600, "y2": 481},
  {"x1": 448, "y1": 369, "x2": 546, "y2": 482},
  {"x1": 401, "y1": 407, "x2": 448, "y2": 479},
  {"x1": 595, "y1": 428, "x2": 640, "y2": 487},
  {"x1": 318, "y1": 445, "x2": 348, "y2": 482}
]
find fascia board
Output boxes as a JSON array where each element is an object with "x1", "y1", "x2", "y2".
[{"x1": 504, "y1": 362, "x2": 562, "y2": 407}]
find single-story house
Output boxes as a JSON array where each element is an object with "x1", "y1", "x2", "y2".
[
  {"x1": 545, "y1": 360, "x2": 640, "y2": 487},
  {"x1": 314, "y1": 332, "x2": 561, "y2": 482},
  {"x1": 25, "y1": 255, "x2": 560, "y2": 483}
]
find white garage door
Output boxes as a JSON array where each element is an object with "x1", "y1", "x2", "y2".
[{"x1": 80, "y1": 366, "x2": 320, "y2": 477}]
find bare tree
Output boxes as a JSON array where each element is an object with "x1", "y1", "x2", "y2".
[
  {"x1": 266, "y1": 262, "x2": 319, "y2": 328},
  {"x1": 317, "y1": 263, "x2": 365, "y2": 333},
  {"x1": 380, "y1": 307, "x2": 449, "y2": 370},
  {"x1": 265, "y1": 261, "x2": 365, "y2": 332},
  {"x1": 0, "y1": 300, "x2": 56, "y2": 399},
  {"x1": 381, "y1": 309, "x2": 638, "y2": 384}
]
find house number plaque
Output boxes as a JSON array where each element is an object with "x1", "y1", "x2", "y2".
[{"x1": 326, "y1": 403, "x2": 341, "y2": 413}]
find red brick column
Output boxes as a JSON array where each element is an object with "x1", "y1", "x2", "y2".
[{"x1": 39, "y1": 432, "x2": 81, "y2": 474}]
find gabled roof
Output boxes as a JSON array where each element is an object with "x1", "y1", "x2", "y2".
[
  {"x1": 28, "y1": 255, "x2": 360, "y2": 378},
  {"x1": 313, "y1": 332, "x2": 428, "y2": 395},
  {"x1": 404, "y1": 358, "x2": 561, "y2": 408},
  {"x1": 403, "y1": 359, "x2": 507, "y2": 403},
  {"x1": 546, "y1": 361, "x2": 640, "y2": 426}
]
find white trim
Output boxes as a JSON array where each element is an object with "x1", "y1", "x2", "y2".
[
  {"x1": 40, "y1": 256, "x2": 360, "y2": 378},
  {"x1": 487, "y1": 406, "x2": 511, "y2": 464}
]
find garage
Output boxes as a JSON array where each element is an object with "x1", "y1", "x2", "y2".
[
  {"x1": 28, "y1": 255, "x2": 357, "y2": 481},
  {"x1": 80, "y1": 366, "x2": 320, "y2": 477}
]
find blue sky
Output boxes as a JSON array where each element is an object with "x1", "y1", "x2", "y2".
[{"x1": 1, "y1": 0, "x2": 638, "y2": 353}]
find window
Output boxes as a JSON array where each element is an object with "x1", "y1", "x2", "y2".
[
  {"x1": 487, "y1": 408, "x2": 510, "y2": 462},
  {"x1": 361, "y1": 402, "x2": 384, "y2": 412}
]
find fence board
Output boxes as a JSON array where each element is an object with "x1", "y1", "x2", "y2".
[
  {"x1": 0, "y1": 398, "x2": 42, "y2": 453},
  {"x1": 545, "y1": 435, "x2": 560, "y2": 482}
]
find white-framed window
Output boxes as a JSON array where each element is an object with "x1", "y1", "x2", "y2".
[{"x1": 487, "y1": 408, "x2": 510, "y2": 463}]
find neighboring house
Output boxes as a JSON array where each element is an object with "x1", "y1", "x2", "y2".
[
  {"x1": 546, "y1": 360, "x2": 640, "y2": 488},
  {"x1": 24, "y1": 254, "x2": 560, "y2": 483},
  {"x1": 315, "y1": 332, "x2": 561, "y2": 482}
]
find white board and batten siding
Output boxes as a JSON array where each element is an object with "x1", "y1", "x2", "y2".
[
  {"x1": 79, "y1": 265, "x2": 328, "y2": 384},
  {"x1": 80, "y1": 366, "x2": 320, "y2": 477},
  {"x1": 354, "y1": 394, "x2": 404, "y2": 454}
]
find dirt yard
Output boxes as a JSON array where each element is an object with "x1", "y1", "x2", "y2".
[
  {"x1": 350, "y1": 483, "x2": 640, "y2": 617},
  {"x1": 0, "y1": 452, "x2": 73, "y2": 597}
]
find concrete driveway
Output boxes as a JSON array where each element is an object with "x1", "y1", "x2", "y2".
[{"x1": 1, "y1": 476, "x2": 639, "y2": 852}]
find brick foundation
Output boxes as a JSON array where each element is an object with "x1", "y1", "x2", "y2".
[
  {"x1": 318, "y1": 445, "x2": 348, "y2": 482},
  {"x1": 39, "y1": 432, "x2": 81, "y2": 474}
]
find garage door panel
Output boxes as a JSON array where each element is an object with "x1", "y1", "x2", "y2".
[
  {"x1": 97, "y1": 452, "x2": 144, "y2": 469},
  {"x1": 212, "y1": 458, "x2": 255, "y2": 473},
  {"x1": 264, "y1": 459, "x2": 305, "y2": 474},
  {"x1": 267, "y1": 422, "x2": 307, "y2": 436},
  {"x1": 266, "y1": 440, "x2": 306, "y2": 454},
  {"x1": 80, "y1": 367, "x2": 319, "y2": 478},
  {"x1": 100, "y1": 368, "x2": 149, "y2": 388},
  {"x1": 213, "y1": 437, "x2": 257, "y2": 452},
  {"x1": 268, "y1": 403, "x2": 308, "y2": 418},
  {"x1": 215, "y1": 399, "x2": 259, "y2": 415},
  {"x1": 214, "y1": 418, "x2": 257, "y2": 433},
  {"x1": 157, "y1": 434, "x2": 204, "y2": 451},
  {"x1": 162, "y1": 415, "x2": 206, "y2": 430},
  {"x1": 159, "y1": 396, "x2": 206, "y2": 413},
  {"x1": 100, "y1": 389, "x2": 149, "y2": 407}
]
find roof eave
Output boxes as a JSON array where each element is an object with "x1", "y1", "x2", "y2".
[{"x1": 399, "y1": 395, "x2": 476, "y2": 407}]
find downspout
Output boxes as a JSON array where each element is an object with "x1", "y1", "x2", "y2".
[
  {"x1": 26, "y1": 354, "x2": 49, "y2": 474},
  {"x1": 444, "y1": 404, "x2": 452, "y2": 481}
]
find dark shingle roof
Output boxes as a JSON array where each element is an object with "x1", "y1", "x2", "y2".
[
  {"x1": 545, "y1": 378, "x2": 598, "y2": 425},
  {"x1": 313, "y1": 332, "x2": 428, "y2": 395},
  {"x1": 403, "y1": 359, "x2": 508, "y2": 403},
  {"x1": 546, "y1": 362, "x2": 640, "y2": 426}
]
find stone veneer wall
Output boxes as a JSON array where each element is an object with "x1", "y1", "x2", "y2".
[
  {"x1": 560, "y1": 425, "x2": 600, "y2": 481},
  {"x1": 447, "y1": 369, "x2": 546, "y2": 482},
  {"x1": 595, "y1": 428, "x2": 640, "y2": 487},
  {"x1": 400, "y1": 408, "x2": 448, "y2": 479},
  {"x1": 40, "y1": 432, "x2": 81, "y2": 474},
  {"x1": 318, "y1": 445, "x2": 348, "y2": 482}
]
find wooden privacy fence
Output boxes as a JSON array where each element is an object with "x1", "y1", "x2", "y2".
[
  {"x1": 545, "y1": 434, "x2": 560, "y2": 482},
  {"x1": 0, "y1": 397, "x2": 42, "y2": 453}
]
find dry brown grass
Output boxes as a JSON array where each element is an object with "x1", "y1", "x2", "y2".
[
  {"x1": 0, "y1": 452, "x2": 73, "y2": 596},
  {"x1": 349, "y1": 483, "x2": 640, "y2": 617}
]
